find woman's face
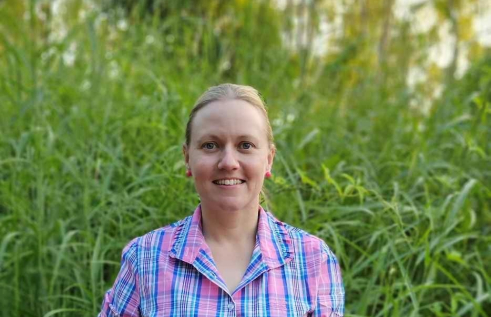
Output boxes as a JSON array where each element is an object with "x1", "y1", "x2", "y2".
[{"x1": 183, "y1": 99, "x2": 275, "y2": 213}]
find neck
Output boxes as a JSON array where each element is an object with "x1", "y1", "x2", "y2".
[{"x1": 200, "y1": 203, "x2": 259, "y2": 245}]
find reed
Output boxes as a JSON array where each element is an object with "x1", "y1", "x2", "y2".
[{"x1": 0, "y1": 0, "x2": 489, "y2": 316}]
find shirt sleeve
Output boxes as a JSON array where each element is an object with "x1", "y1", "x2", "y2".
[
  {"x1": 313, "y1": 243, "x2": 345, "y2": 317},
  {"x1": 99, "y1": 239, "x2": 141, "y2": 317}
]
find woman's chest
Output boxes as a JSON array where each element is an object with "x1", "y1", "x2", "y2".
[{"x1": 138, "y1": 261, "x2": 314, "y2": 317}]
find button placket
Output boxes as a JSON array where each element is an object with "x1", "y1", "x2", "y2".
[{"x1": 227, "y1": 297, "x2": 236, "y2": 315}]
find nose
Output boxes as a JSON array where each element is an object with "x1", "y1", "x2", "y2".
[{"x1": 217, "y1": 146, "x2": 239, "y2": 170}]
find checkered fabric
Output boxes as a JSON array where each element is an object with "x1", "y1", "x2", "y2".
[{"x1": 99, "y1": 205, "x2": 344, "y2": 316}]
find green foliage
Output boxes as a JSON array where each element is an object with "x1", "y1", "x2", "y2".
[{"x1": 0, "y1": 0, "x2": 490, "y2": 316}]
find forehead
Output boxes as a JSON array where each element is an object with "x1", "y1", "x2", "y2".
[{"x1": 191, "y1": 99, "x2": 268, "y2": 142}]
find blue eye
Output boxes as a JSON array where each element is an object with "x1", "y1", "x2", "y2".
[
  {"x1": 202, "y1": 142, "x2": 217, "y2": 150},
  {"x1": 240, "y1": 142, "x2": 253, "y2": 150}
]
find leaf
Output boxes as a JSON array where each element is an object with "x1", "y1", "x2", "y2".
[
  {"x1": 297, "y1": 128, "x2": 319, "y2": 150},
  {"x1": 341, "y1": 173, "x2": 355, "y2": 184},
  {"x1": 446, "y1": 179, "x2": 477, "y2": 227},
  {"x1": 297, "y1": 168, "x2": 320, "y2": 190},
  {"x1": 322, "y1": 165, "x2": 343, "y2": 197}
]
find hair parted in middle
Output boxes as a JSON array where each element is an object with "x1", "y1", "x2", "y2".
[{"x1": 185, "y1": 83, "x2": 275, "y2": 149}]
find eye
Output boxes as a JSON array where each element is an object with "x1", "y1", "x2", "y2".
[
  {"x1": 202, "y1": 142, "x2": 217, "y2": 150},
  {"x1": 240, "y1": 142, "x2": 254, "y2": 150}
]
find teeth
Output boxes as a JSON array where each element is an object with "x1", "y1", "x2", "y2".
[{"x1": 215, "y1": 179, "x2": 244, "y2": 186}]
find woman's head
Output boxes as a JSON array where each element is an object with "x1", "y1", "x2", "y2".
[
  {"x1": 185, "y1": 84, "x2": 274, "y2": 149},
  {"x1": 183, "y1": 83, "x2": 275, "y2": 212}
]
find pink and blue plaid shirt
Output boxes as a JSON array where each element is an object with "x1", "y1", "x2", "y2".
[{"x1": 99, "y1": 205, "x2": 345, "y2": 316}]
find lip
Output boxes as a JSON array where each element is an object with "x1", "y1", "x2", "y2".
[{"x1": 212, "y1": 178, "x2": 246, "y2": 186}]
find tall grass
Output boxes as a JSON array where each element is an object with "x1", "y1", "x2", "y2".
[{"x1": 0, "y1": 0, "x2": 490, "y2": 316}]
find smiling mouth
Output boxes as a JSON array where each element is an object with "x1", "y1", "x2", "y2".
[{"x1": 212, "y1": 179, "x2": 246, "y2": 186}]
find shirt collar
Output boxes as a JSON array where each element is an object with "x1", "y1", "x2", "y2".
[{"x1": 169, "y1": 205, "x2": 294, "y2": 269}]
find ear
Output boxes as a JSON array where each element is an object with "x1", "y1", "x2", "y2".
[
  {"x1": 182, "y1": 143, "x2": 190, "y2": 167},
  {"x1": 266, "y1": 145, "x2": 276, "y2": 172}
]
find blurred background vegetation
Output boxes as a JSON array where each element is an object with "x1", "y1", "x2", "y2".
[{"x1": 0, "y1": 0, "x2": 490, "y2": 316}]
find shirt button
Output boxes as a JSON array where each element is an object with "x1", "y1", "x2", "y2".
[{"x1": 227, "y1": 303, "x2": 234, "y2": 311}]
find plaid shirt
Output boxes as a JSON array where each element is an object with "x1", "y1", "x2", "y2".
[{"x1": 99, "y1": 205, "x2": 345, "y2": 316}]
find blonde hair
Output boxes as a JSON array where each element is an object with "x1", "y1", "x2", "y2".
[{"x1": 185, "y1": 83, "x2": 274, "y2": 148}]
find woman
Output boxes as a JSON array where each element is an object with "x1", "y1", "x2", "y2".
[{"x1": 99, "y1": 84, "x2": 345, "y2": 316}]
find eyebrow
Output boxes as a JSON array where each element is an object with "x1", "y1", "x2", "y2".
[{"x1": 195, "y1": 134, "x2": 260, "y2": 144}]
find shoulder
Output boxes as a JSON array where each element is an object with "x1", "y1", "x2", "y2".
[
  {"x1": 119, "y1": 215, "x2": 192, "y2": 262},
  {"x1": 265, "y1": 212, "x2": 337, "y2": 264}
]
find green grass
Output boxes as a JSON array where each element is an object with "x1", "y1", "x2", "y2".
[{"x1": 0, "y1": 0, "x2": 490, "y2": 316}]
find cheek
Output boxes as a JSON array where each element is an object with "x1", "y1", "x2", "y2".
[
  {"x1": 191, "y1": 157, "x2": 215, "y2": 176},
  {"x1": 243, "y1": 155, "x2": 268, "y2": 174}
]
